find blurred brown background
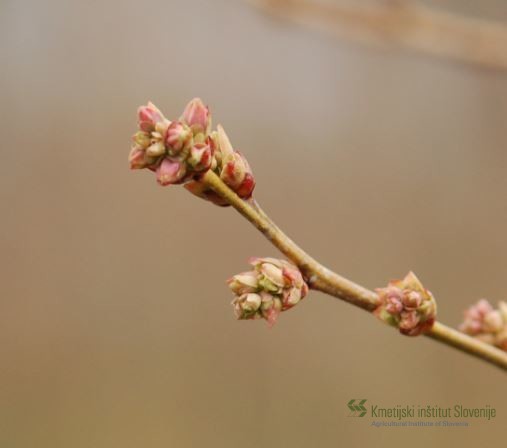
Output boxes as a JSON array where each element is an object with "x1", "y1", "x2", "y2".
[{"x1": 1, "y1": 1, "x2": 506, "y2": 447}]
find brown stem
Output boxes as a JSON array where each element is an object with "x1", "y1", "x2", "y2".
[
  {"x1": 428, "y1": 322, "x2": 507, "y2": 371},
  {"x1": 202, "y1": 170, "x2": 507, "y2": 372}
]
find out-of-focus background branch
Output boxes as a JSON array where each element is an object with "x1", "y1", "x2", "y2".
[{"x1": 253, "y1": 0, "x2": 507, "y2": 70}]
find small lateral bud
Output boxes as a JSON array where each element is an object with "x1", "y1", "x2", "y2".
[
  {"x1": 165, "y1": 121, "x2": 193, "y2": 154},
  {"x1": 133, "y1": 131, "x2": 151, "y2": 149},
  {"x1": 374, "y1": 272, "x2": 436, "y2": 336},
  {"x1": 138, "y1": 102, "x2": 164, "y2": 132},
  {"x1": 145, "y1": 141, "x2": 166, "y2": 157},
  {"x1": 156, "y1": 158, "x2": 186, "y2": 186},
  {"x1": 188, "y1": 142, "x2": 212, "y2": 172},
  {"x1": 460, "y1": 299, "x2": 507, "y2": 350},
  {"x1": 181, "y1": 97, "x2": 211, "y2": 135},
  {"x1": 220, "y1": 151, "x2": 255, "y2": 199},
  {"x1": 227, "y1": 258, "x2": 308, "y2": 324}
]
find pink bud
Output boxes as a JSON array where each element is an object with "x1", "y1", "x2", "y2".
[
  {"x1": 236, "y1": 173, "x2": 256, "y2": 200},
  {"x1": 476, "y1": 299, "x2": 494, "y2": 316},
  {"x1": 155, "y1": 119, "x2": 171, "y2": 137},
  {"x1": 132, "y1": 131, "x2": 151, "y2": 150},
  {"x1": 220, "y1": 152, "x2": 256, "y2": 199},
  {"x1": 232, "y1": 293, "x2": 262, "y2": 319},
  {"x1": 260, "y1": 262, "x2": 285, "y2": 287},
  {"x1": 460, "y1": 299, "x2": 496, "y2": 337},
  {"x1": 399, "y1": 310, "x2": 421, "y2": 335},
  {"x1": 241, "y1": 293, "x2": 262, "y2": 314},
  {"x1": 145, "y1": 141, "x2": 166, "y2": 157},
  {"x1": 208, "y1": 132, "x2": 220, "y2": 160},
  {"x1": 283, "y1": 287, "x2": 302, "y2": 307},
  {"x1": 165, "y1": 121, "x2": 193, "y2": 154},
  {"x1": 181, "y1": 98, "x2": 211, "y2": 135},
  {"x1": 228, "y1": 258, "x2": 308, "y2": 324},
  {"x1": 374, "y1": 272, "x2": 436, "y2": 336},
  {"x1": 213, "y1": 126, "x2": 256, "y2": 199},
  {"x1": 156, "y1": 158, "x2": 186, "y2": 186},
  {"x1": 221, "y1": 152, "x2": 247, "y2": 189},
  {"x1": 138, "y1": 102, "x2": 163, "y2": 132},
  {"x1": 378, "y1": 287, "x2": 403, "y2": 315},
  {"x1": 129, "y1": 147, "x2": 146, "y2": 170},
  {"x1": 385, "y1": 296, "x2": 403, "y2": 315},
  {"x1": 227, "y1": 272, "x2": 259, "y2": 295},
  {"x1": 282, "y1": 265, "x2": 306, "y2": 291},
  {"x1": 484, "y1": 310, "x2": 503, "y2": 333},
  {"x1": 188, "y1": 143, "x2": 212, "y2": 172},
  {"x1": 261, "y1": 296, "x2": 282, "y2": 327},
  {"x1": 129, "y1": 147, "x2": 157, "y2": 170},
  {"x1": 216, "y1": 125, "x2": 234, "y2": 158},
  {"x1": 402, "y1": 290, "x2": 423, "y2": 310},
  {"x1": 465, "y1": 307, "x2": 481, "y2": 321}
]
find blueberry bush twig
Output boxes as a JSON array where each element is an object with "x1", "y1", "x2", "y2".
[
  {"x1": 129, "y1": 98, "x2": 507, "y2": 372},
  {"x1": 201, "y1": 170, "x2": 507, "y2": 370}
]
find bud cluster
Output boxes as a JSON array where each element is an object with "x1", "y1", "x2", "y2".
[
  {"x1": 459, "y1": 299, "x2": 507, "y2": 351},
  {"x1": 129, "y1": 99, "x2": 213, "y2": 185},
  {"x1": 374, "y1": 272, "x2": 437, "y2": 336},
  {"x1": 184, "y1": 125, "x2": 255, "y2": 205},
  {"x1": 227, "y1": 257, "x2": 309, "y2": 325},
  {"x1": 129, "y1": 99, "x2": 255, "y2": 203}
]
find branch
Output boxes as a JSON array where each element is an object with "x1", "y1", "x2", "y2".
[
  {"x1": 201, "y1": 170, "x2": 507, "y2": 372},
  {"x1": 129, "y1": 99, "x2": 507, "y2": 372},
  {"x1": 252, "y1": 0, "x2": 507, "y2": 71}
]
